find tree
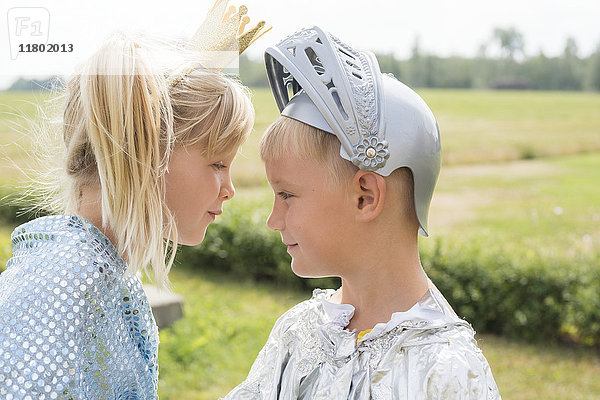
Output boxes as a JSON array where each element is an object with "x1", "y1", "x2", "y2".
[
  {"x1": 564, "y1": 37, "x2": 578, "y2": 59},
  {"x1": 407, "y1": 36, "x2": 429, "y2": 87},
  {"x1": 558, "y1": 37, "x2": 581, "y2": 90},
  {"x1": 493, "y1": 27, "x2": 525, "y2": 60},
  {"x1": 587, "y1": 43, "x2": 600, "y2": 91}
]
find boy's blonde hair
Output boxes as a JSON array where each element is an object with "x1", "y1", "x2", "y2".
[
  {"x1": 24, "y1": 34, "x2": 254, "y2": 287},
  {"x1": 259, "y1": 116, "x2": 417, "y2": 225}
]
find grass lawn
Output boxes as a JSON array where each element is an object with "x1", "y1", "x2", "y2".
[
  {"x1": 2, "y1": 89, "x2": 600, "y2": 187},
  {"x1": 425, "y1": 152, "x2": 600, "y2": 258},
  {"x1": 156, "y1": 265, "x2": 600, "y2": 400},
  {"x1": 418, "y1": 89, "x2": 600, "y2": 165}
]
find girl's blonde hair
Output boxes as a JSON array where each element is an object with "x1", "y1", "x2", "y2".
[{"x1": 25, "y1": 33, "x2": 254, "y2": 287}]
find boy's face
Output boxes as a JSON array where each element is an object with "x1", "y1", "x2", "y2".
[{"x1": 265, "y1": 155, "x2": 355, "y2": 278}]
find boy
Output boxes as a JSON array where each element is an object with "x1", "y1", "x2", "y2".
[{"x1": 224, "y1": 26, "x2": 501, "y2": 399}]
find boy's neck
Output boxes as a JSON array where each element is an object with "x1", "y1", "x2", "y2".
[{"x1": 330, "y1": 233, "x2": 430, "y2": 333}]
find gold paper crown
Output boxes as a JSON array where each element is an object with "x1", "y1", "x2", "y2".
[{"x1": 169, "y1": 0, "x2": 270, "y2": 86}]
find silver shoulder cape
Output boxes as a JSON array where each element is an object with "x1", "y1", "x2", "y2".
[
  {"x1": 0, "y1": 215, "x2": 159, "y2": 399},
  {"x1": 224, "y1": 288, "x2": 501, "y2": 399}
]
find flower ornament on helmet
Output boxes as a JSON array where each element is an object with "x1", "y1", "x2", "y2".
[{"x1": 264, "y1": 26, "x2": 441, "y2": 237}]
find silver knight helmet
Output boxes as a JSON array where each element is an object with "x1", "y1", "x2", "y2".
[{"x1": 264, "y1": 26, "x2": 441, "y2": 236}]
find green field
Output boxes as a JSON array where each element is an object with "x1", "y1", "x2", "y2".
[
  {"x1": 4, "y1": 88, "x2": 600, "y2": 187},
  {"x1": 1, "y1": 89, "x2": 600, "y2": 399},
  {"x1": 427, "y1": 152, "x2": 600, "y2": 257}
]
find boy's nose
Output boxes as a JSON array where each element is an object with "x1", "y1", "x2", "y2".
[
  {"x1": 221, "y1": 176, "x2": 235, "y2": 200},
  {"x1": 266, "y1": 208, "x2": 283, "y2": 231}
]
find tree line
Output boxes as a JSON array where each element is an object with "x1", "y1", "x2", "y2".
[
  {"x1": 241, "y1": 27, "x2": 600, "y2": 91},
  {"x1": 7, "y1": 28, "x2": 600, "y2": 92}
]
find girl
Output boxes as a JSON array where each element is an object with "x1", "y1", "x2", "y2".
[{"x1": 0, "y1": 30, "x2": 254, "y2": 398}]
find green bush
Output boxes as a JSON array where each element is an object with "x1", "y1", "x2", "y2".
[{"x1": 422, "y1": 239, "x2": 600, "y2": 345}]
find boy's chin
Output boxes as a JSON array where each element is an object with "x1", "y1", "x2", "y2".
[{"x1": 290, "y1": 259, "x2": 334, "y2": 279}]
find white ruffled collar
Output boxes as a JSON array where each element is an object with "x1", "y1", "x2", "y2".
[{"x1": 318, "y1": 288, "x2": 453, "y2": 341}]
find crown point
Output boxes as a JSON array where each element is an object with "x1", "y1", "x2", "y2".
[
  {"x1": 238, "y1": 15, "x2": 250, "y2": 35},
  {"x1": 223, "y1": 5, "x2": 236, "y2": 21}
]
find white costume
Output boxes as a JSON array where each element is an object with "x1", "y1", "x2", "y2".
[{"x1": 224, "y1": 288, "x2": 500, "y2": 399}]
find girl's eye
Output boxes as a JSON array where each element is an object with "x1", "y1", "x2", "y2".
[
  {"x1": 213, "y1": 163, "x2": 227, "y2": 170},
  {"x1": 277, "y1": 191, "x2": 293, "y2": 200}
]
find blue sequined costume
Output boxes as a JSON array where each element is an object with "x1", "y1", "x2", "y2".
[{"x1": 0, "y1": 215, "x2": 159, "y2": 399}]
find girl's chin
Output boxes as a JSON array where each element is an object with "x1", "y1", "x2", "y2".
[
  {"x1": 176, "y1": 227, "x2": 208, "y2": 246},
  {"x1": 178, "y1": 237, "x2": 204, "y2": 246}
]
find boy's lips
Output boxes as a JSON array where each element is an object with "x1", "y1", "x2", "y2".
[
  {"x1": 208, "y1": 210, "x2": 222, "y2": 220},
  {"x1": 282, "y1": 237, "x2": 297, "y2": 247}
]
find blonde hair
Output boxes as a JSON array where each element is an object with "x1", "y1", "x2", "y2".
[
  {"x1": 259, "y1": 116, "x2": 357, "y2": 186},
  {"x1": 259, "y1": 116, "x2": 417, "y2": 224},
  {"x1": 23, "y1": 33, "x2": 254, "y2": 287}
]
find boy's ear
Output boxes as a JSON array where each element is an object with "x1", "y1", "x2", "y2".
[{"x1": 352, "y1": 170, "x2": 386, "y2": 222}]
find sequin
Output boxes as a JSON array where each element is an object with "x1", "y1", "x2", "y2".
[{"x1": 0, "y1": 215, "x2": 159, "y2": 398}]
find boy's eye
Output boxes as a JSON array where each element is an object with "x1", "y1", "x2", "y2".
[
  {"x1": 212, "y1": 162, "x2": 227, "y2": 170},
  {"x1": 277, "y1": 191, "x2": 293, "y2": 200}
]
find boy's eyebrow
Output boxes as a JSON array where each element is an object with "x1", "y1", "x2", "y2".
[{"x1": 269, "y1": 178, "x2": 297, "y2": 188}]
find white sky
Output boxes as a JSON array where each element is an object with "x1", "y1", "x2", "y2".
[{"x1": 1, "y1": 0, "x2": 599, "y2": 89}]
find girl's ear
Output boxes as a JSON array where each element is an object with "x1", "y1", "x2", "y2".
[{"x1": 351, "y1": 170, "x2": 386, "y2": 222}]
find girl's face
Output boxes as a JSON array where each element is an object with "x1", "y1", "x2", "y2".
[{"x1": 164, "y1": 143, "x2": 236, "y2": 245}]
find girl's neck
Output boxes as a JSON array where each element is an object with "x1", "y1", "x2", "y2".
[{"x1": 76, "y1": 185, "x2": 119, "y2": 251}]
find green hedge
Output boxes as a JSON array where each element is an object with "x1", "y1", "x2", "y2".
[
  {"x1": 2, "y1": 190, "x2": 598, "y2": 347},
  {"x1": 179, "y1": 198, "x2": 600, "y2": 347},
  {"x1": 422, "y1": 240, "x2": 600, "y2": 346}
]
